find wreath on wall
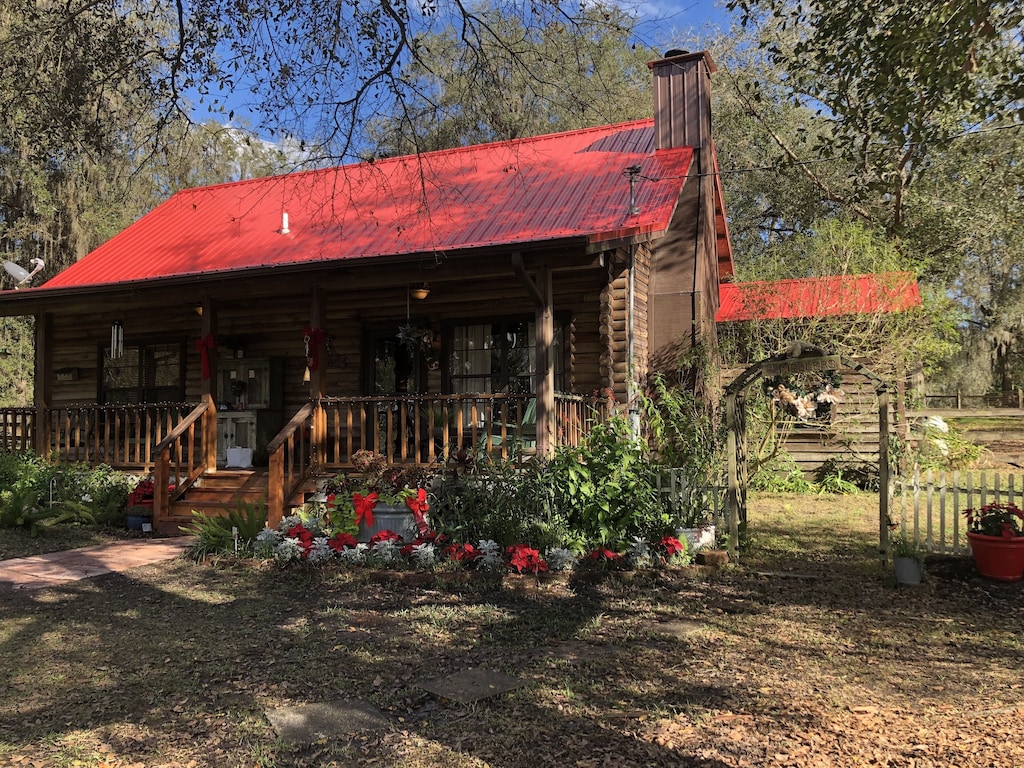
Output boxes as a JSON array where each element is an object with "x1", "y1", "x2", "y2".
[{"x1": 763, "y1": 371, "x2": 845, "y2": 421}]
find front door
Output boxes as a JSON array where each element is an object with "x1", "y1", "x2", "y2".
[{"x1": 363, "y1": 330, "x2": 427, "y2": 456}]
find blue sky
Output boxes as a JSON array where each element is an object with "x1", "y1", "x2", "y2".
[
  {"x1": 197, "y1": 0, "x2": 738, "y2": 147},
  {"x1": 636, "y1": 0, "x2": 733, "y2": 32}
]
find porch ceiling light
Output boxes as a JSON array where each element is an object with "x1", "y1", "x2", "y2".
[{"x1": 411, "y1": 283, "x2": 430, "y2": 300}]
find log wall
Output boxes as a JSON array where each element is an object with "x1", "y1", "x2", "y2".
[{"x1": 42, "y1": 257, "x2": 612, "y2": 418}]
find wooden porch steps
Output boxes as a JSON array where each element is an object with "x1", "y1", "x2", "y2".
[{"x1": 154, "y1": 468, "x2": 317, "y2": 535}]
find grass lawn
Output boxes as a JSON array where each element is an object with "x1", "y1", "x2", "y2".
[{"x1": 1, "y1": 492, "x2": 1021, "y2": 767}]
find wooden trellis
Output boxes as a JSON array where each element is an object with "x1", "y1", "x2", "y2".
[{"x1": 723, "y1": 348, "x2": 891, "y2": 561}]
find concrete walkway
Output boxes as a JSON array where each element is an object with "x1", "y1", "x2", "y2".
[{"x1": 0, "y1": 537, "x2": 193, "y2": 590}]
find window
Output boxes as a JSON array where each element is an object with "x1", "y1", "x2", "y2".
[
  {"x1": 101, "y1": 343, "x2": 184, "y2": 404},
  {"x1": 447, "y1": 318, "x2": 565, "y2": 395},
  {"x1": 365, "y1": 333, "x2": 424, "y2": 396}
]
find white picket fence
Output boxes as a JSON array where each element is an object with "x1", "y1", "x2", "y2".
[
  {"x1": 658, "y1": 469, "x2": 727, "y2": 529},
  {"x1": 891, "y1": 470, "x2": 1022, "y2": 555}
]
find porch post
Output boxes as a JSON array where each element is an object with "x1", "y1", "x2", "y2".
[
  {"x1": 33, "y1": 312, "x2": 53, "y2": 458},
  {"x1": 309, "y1": 286, "x2": 327, "y2": 469},
  {"x1": 512, "y1": 253, "x2": 555, "y2": 456},
  {"x1": 878, "y1": 387, "x2": 891, "y2": 564},
  {"x1": 200, "y1": 298, "x2": 218, "y2": 472},
  {"x1": 535, "y1": 266, "x2": 555, "y2": 456}
]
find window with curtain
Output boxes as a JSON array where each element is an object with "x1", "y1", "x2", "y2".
[{"x1": 447, "y1": 318, "x2": 564, "y2": 395}]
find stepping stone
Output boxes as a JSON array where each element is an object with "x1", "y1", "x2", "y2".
[
  {"x1": 418, "y1": 668, "x2": 524, "y2": 704},
  {"x1": 265, "y1": 700, "x2": 389, "y2": 744},
  {"x1": 651, "y1": 620, "x2": 704, "y2": 639}
]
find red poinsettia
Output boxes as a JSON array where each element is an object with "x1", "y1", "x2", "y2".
[
  {"x1": 368, "y1": 529, "x2": 403, "y2": 546},
  {"x1": 965, "y1": 503, "x2": 1024, "y2": 538},
  {"x1": 128, "y1": 479, "x2": 155, "y2": 506},
  {"x1": 506, "y1": 544, "x2": 548, "y2": 574},
  {"x1": 445, "y1": 543, "x2": 480, "y2": 563},
  {"x1": 586, "y1": 548, "x2": 622, "y2": 562},
  {"x1": 659, "y1": 535, "x2": 685, "y2": 558},
  {"x1": 286, "y1": 523, "x2": 314, "y2": 557},
  {"x1": 327, "y1": 532, "x2": 358, "y2": 552}
]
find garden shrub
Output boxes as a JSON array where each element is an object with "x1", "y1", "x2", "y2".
[
  {"x1": 430, "y1": 458, "x2": 571, "y2": 552},
  {"x1": 0, "y1": 478, "x2": 95, "y2": 536},
  {"x1": 639, "y1": 373, "x2": 725, "y2": 527},
  {"x1": 546, "y1": 415, "x2": 673, "y2": 548},
  {"x1": 0, "y1": 451, "x2": 136, "y2": 529},
  {"x1": 181, "y1": 497, "x2": 269, "y2": 560},
  {"x1": 815, "y1": 458, "x2": 870, "y2": 493},
  {"x1": 749, "y1": 451, "x2": 816, "y2": 493}
]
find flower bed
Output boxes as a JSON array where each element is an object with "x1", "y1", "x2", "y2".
[{"x1": 250, "y1": 511, "x2": 692, "y2": 581}]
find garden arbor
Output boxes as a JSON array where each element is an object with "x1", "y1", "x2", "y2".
[{"x1": 723, "y1": 346, "x2": 892, "y2": 560}]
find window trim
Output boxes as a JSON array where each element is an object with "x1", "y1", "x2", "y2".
[
  {"x1": 441, "y1": 313, "x2": 569, "y2": 395},
  {"x1": 97, "y1": 339, "x2": 186, "y2": 405}
]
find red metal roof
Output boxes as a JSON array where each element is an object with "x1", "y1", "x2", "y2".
[
  {"x1": 716, "y1": 272, "x2": 922, "y2": 322},
  {"x1": 42, "y1": 120, "x2": 696, "y2": 290}
]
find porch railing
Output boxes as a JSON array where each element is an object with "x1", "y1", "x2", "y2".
[
  {"x1": 1, "y1": 402, "x2": 197, "y2": 470},
  {"x1": 0, "y1": 407, "x2": 34, "y2": 452},
  {"x1": 318, "y1": 393, "x2": 551, "y2": 467},
  {"x1": 153, "y1": 401, "x2": 215, "y2": 522}
]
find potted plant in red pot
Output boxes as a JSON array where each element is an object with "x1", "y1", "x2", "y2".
[{"x1": 964, "y1": 502, "x2": 1024, "y2": 581}]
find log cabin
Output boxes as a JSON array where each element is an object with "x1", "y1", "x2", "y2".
[{"x1": 0, "y1": 50, "x2": 734, "y2": 532}]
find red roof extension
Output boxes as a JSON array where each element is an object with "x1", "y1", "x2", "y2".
[
  {"x1": 43, "y1": 120, "x2": 702, "y2": 291},
  {"x1": 716, "y1": 272, "x2": 921, "y2": 322}
]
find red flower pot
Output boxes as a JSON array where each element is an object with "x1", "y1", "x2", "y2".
[{"x1": 966, "y1": 532, "x2": 1024, "y2": 582}]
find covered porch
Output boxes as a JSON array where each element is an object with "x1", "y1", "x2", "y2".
[{"x1": 0, "y1": 390, "x2": 608, "y2": 532}]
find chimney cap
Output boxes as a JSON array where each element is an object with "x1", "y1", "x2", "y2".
[{"x1": 648, "y1": 49, "x2": 717, "y2": 74}]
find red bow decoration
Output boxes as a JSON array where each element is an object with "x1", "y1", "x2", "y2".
[
  {"x1": 405, "y1": 488, "x2": 430, "y2": 536},
  {"x1": 353, "y1": 492, "x2": 378, "y2": 528},
  {"x1": 302, "y1": 327, "x2": 326, "y2": 371},
  {"x1": 195, "y1": 334, "x2": 215, "y2": 379}
]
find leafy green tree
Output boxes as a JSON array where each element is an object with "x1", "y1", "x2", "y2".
[
  {"x1": 727, "y1": 0, "x2": 1023, "y2": 231},
  {"x1": 717, "y1": 218, "x2": 960, "y2": 373},
  {"x1": 365, "y1": 3, "x2": 658, "y2": 155},
  {"x1": 906, "y1": 124, "x2": 1024, "y2": 397}
]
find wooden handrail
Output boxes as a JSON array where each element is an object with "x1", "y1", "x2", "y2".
[
  {"x1": 153, "y1": 401, "x2": 214, "y2": 524},
  {"x1": 267, "y1": 401, "x2": 315, "y2": 453},
  {"x1": 267, "y1": 401, "x2": 317, "y2": 528},
  {"x1": 154, "y1": 402, "x2": 211, "y2": 455}
]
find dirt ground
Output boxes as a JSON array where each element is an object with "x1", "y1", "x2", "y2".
[{"x1": 1, "y1": 492, "x2": 1021, "y2": 767}]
